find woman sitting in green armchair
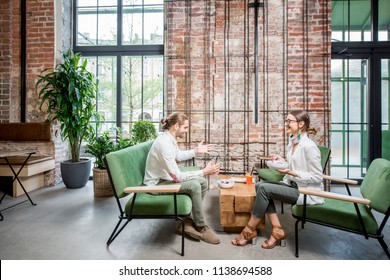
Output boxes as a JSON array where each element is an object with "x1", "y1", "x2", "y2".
[{"x1": 231, "y1": 110, "x2": 324, "y2": 249}]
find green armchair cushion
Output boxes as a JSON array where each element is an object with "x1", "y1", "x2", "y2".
[
  {"x1": 125, "y1": 193, "x2": 192, "y2": 216},
  {"x1": 105, "y1": 141, "x2": 154, "y2": 198},
  {"x1": 257, "y1": 168, "x2": 284, "y2": 183},
  {"x1": 292, "y1": 198, "x2": 378, "y2": 235},
  {"x1": 360, "y1": 158, "x2": 390, "y2": 214}
]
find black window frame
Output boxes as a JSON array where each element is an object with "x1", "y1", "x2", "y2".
[
  {"x1": 72, "y1": 0, "x2": 164, "y2": 130},
  {"x1": 331, "y1": 0, "x2": 390, "y2": 170}
]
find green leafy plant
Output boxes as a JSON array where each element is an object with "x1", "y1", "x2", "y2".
[
  {"x1": 115, "y1": 127, "x2": 134, "y2": 150},
  {"x1": 36, "y1": 50, "x2": 100, "y2": 162},
  {"x1": 85, "y1": 131, "x2": 116, "y2": 169},
  {"x1": 131, "y1": 120, "x2": 158, "y2": 145},
  {"x1": 86, "y1": 120, "x2": 157, "y2": 169}
]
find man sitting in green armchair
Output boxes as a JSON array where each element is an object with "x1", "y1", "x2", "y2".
[{"x1": 144, "y1": 112, "x2": 221, "y2": 244}]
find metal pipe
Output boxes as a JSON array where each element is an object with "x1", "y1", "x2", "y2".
[
  {"x1": 253, "y1": 0, "x2": 259, "y2": 124},
  {"x1": 21, "y1": 0, "x2": 27, "y2": 122}
]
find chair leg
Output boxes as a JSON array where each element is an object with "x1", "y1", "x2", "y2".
[
  {"x1": 107, "y1": 219, "x2": 130, "y2": 246},
  {"x1": 179, "y1": 218, "x2": 185, "y2": 256},
  {"x1": 294, "y1": 219, "x2": 301, "y2": 258},
  {"x1": 378, "y1": 236, "x2": 390, "y2": 260}
]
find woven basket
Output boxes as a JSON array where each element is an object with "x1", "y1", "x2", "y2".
[{"x1": 93, "y1": 168, "x2": 114, "y2": 197}]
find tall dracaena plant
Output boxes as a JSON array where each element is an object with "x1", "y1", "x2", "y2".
[{"x1": 36, "y1": 50, "x2": 100, "y2": 162}]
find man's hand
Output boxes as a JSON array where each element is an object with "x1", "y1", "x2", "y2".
[
  {"x1": 195, "y1": 140, "x2": 215, "y2": 154},
  {"x1": 203, "y1": 161, "x2": 220, "y2": 175}
]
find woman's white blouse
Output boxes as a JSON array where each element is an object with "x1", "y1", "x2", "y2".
[{"x1": 282, "y1": 133, "x2": 324, "y2": 205}]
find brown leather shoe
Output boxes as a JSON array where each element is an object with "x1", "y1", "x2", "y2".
[
  {"x1": 197, "y1": 225, "x2": 220, "y2": 244},
  {"x1": 177, "y1": 218, "x2": 202, "y2": 240}
]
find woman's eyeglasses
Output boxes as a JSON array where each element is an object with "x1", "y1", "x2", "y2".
[{"x1": 285, "y1": 119, "x2": 298, "y2": 125}]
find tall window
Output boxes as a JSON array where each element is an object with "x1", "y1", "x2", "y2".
[
  {"x1": 331, "y1": 0, "x2": 390, "y2": 178},
  {"x1": 330, "y1": 59, "x2": 368, "y2": 178},
  {"x1": 73, "y1": 0, "x2": 164, "y2": 136}
]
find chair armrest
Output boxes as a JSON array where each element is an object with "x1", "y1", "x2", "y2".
[
  {"x1": 322, "y1": 174, "x2": 358, "y2": 185},
  {"x1": 298, "y1": 187, "x2": 371, "y2": 205},
  {"x1": 124, "y1": 184, "x2": 182, "y2": 193}
]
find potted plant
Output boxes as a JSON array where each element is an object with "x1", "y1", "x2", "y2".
[
  {"x1": 131, "y1": 120, "x2": 158, "y2": 144},
  {"x1": 86, "y1": 121, "x2": 157, "y2": 196},
  {"x1": 115, "y1": 127, "x2": 134, "y2": 150},
  {"x1": 36, "y1": 50, "x2": 100, "y2": 189},
  {"x1": 85, "y1": 131, "x2": 116, "y2": 197}
]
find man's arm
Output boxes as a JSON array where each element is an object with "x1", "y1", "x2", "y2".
[{"x1": 176, "y1": 140, "x2": 215, "y2": 162}]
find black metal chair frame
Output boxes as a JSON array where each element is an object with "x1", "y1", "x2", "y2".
[
  {"x1": 293, "y1": 180, "x2": 390, "y2": 259},
  {"x1": 104, "y1": 157, "x2": 188, "y2": 256}
]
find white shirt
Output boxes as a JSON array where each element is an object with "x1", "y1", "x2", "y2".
[
  {"x1": 144, "y1": 131, "x2": 203, "y2": 186},
  {"x1": 282, "y1": 133, "x2": 324, "y2": 205}
]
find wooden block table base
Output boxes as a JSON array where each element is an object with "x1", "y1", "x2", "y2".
[{"x1": 219, "y1": 174, "x2": 264, "y2": 233}]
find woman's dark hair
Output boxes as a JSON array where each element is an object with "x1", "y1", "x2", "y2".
[
  {"x1": 289, "y1": 110, "x2": 317, "y2": 135},
  {"x1": 161, "y1": 112, "x2": 189, "y2": 130}
]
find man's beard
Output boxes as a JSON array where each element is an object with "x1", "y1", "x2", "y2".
[{"x1": 177, "y1": 132, "x2": 185, "y2": 138}]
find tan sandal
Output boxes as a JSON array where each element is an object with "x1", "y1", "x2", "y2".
[
  {"x1": 231, "y1": 224, "x2": 257, "y2": 246},
  {"x1": 261, "y1": 226, "x2": 287, "y2": 249}
]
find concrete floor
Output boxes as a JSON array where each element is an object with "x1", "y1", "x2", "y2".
[{"x1": 0, "y1": 180, "x2": 389, "y2": 260}]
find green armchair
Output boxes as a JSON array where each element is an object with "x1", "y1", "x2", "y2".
[
  {"x1": 292, "y1": 158, "x2": 390, "y2": 259},
  {"x1": 104, "y1": 140, "x2": 192, "y2": 256}
]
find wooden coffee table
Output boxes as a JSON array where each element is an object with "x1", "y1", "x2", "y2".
[{"x1": 219, "y1": 174, "x2": 260, "y2": 232}]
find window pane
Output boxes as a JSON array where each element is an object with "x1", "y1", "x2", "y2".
[
  {"x1": 77, "y1": 7, "x2": 97, "y2": 46},
  {"x1": 122, "y1": 57, "x2": 143, "y2": 129},
  {"x1": 85, "y1": 56, "x2": 118, "y2": 132},
  {"x1": 331, "y1": 0, "x2": 371, "y2": 42},
  {"x1": 379, "y1": 0, "x2": 390, "y2": 41},
  {"x1": 99, "y1": 0, "x2": 117, "y2": 6},
  {"x1": 76, "y1": 3, "x2": 117, "y2": 46},
  {"x1": 98, "y1": 6, "x2": 117, "y2": 45},
  {"x1": 331, "y1": 58, "x2": 368, "y2": 179},
  {"x1": 122, "y1": 5, "x2": 143, "y2": 45},
  {"x1": 122, "y1": 1, "x2": 163, "y2": 45},
  {"x1": 75, "y1": 1, "x2": 164, "y2": 137},
  {"x1": 348, "y1": 59, "x2": 362, "y2": 77},
  {"x1": 144, "y1": 5, "x2": 164, "y2": 44},
  {"x1": 142, "y1": 56, "x2": 164, "y2": 122},
  {"x1": 331, "y1": 127, "x2": 343, "y2": 165},
  {"x1": 78, "y1": 0, "x2": 97, "y2": 7},
  {"x1": 123, "y1": 0, "x2": 143, "y2": 4},
  {"x1": 331, "y1": 59, "x2": 343, "y2": 77},
  {"x1": 349, "y1": 126, "x2": 362, "y2": 165},
  {"x1": 382, "y1": 59, "x2": 389, "y2": 77},
  {"x1": 144, "y1": 0, "x2": 163, "y2": 4},
  {"x1": 331, "y1": 82, "x2": 343, "y2": 123},
  {"x1": 348, "y1": 82, "x2": 363, "y2": 123}
]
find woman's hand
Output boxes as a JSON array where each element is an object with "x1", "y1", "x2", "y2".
[
  {"x1": 195, "y1": 140, "x2": 215, "y2": 154},
  {"x1": 277, "y1": 168, "x2": 297, "y2": 177}
]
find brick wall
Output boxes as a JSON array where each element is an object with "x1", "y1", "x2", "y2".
[
  {"x1": 1, "y1": 0, "x2": 331, "y2": 178},
  {"x1": 166, "y1": 0, "x2": 331, "y2": 173},
  {"x1": 0, "y1": 0, "x2": 14, "y2": 122},
  {"x1": 0, "y1": 0, "x2": 67, "y2": 185}
]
